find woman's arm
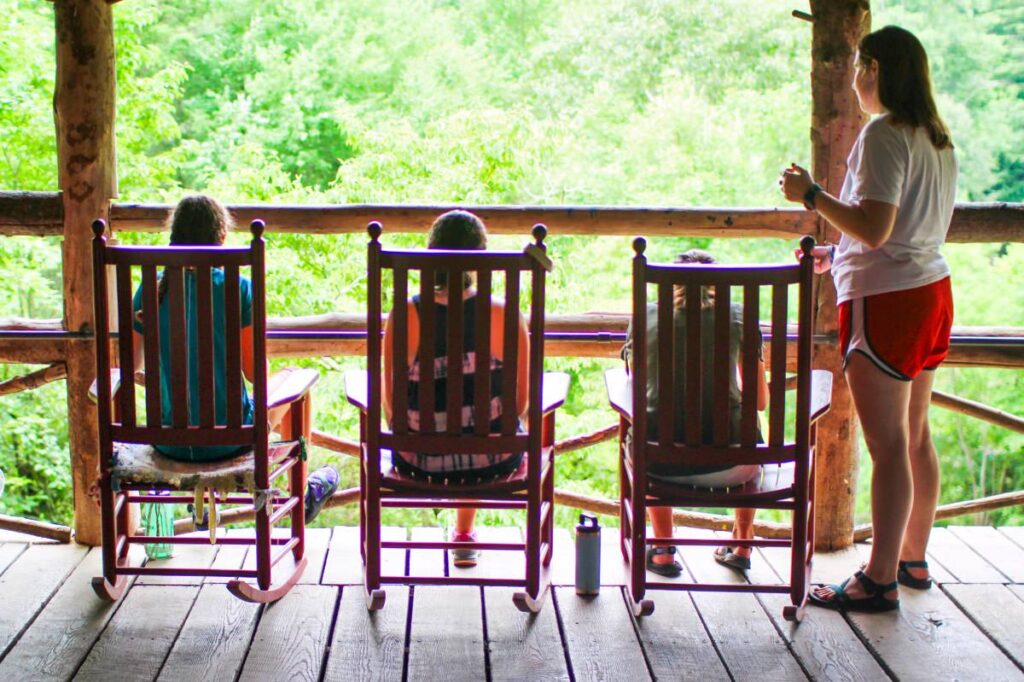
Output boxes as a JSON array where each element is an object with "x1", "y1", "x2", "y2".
[
  {"x1": 782, "y1": 165, "x2": 898, "y2": 249},
  {"x1": 382, "y1": 300, "x2": 419, "y2": 423},
  {"x1": 241, "y1": 326, "x2": 255, "y2": 382},
  {"x1": 489, "y1": 300, "x2": 531, "y2": 417},
  {"x1": 737, "y1": 353, "x2": 769, "y2": 411}
]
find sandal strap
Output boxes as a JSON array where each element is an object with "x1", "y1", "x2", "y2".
[
  {"x1": 652, "y1": 546, "x2": 677, "y2": 556},
  {"x1": 900, "y1": 560, "x2": 929, "y2": 569},
  {"x1": 854, "y1": 569, "x2": 898, "y2": 595}
]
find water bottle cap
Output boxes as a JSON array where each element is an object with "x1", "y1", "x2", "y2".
[{"x1": 576, "y1": 513, "x2": 600, "y2": 532}]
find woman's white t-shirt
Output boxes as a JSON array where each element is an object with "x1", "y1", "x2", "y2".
[{"x1": 831, "y1": 114, "x2": 957, "y2": 304}]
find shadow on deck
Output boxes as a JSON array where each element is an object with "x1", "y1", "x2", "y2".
[{"x1": 0, "y1": 524, "x2": 1022, "y2": 681}]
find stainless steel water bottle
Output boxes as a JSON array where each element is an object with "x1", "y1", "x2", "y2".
[{"x1": 575, "y1": 513, "x2": 601, "y2": 595}]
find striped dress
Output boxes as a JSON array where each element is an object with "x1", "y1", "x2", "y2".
[{"x1": 393, "y1": 294, "x2": 524, "y2": 480}]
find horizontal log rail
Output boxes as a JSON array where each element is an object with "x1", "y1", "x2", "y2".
[
  {"x1": 931, "y1": 389, "x2": 1024, "y2": 434},
  {"x1": 1, "y1": 191, "x2": 1022, "y2": 242},
  {"x1": 0, "y1": 513, "x2": 73, "y2": 543},
  {"x1": 3, "y1": 314, "x2": 1022, "y2": 366},
  {"x1": 0, "y1": 363, "x2": 66, "y2": 396},
  {"x1": 853, "y1": 490, "x2": 1024, "y2": 542}
]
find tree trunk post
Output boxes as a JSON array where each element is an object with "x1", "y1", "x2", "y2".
[
  {"x1": 54, "y1": 0, "x2": 118, "y2": 546},
  {"x1": 809, "y1": 0, "x2": 870, "y2": 551}
]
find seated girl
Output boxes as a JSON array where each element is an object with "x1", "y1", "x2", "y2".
[
  {"x1": 130, "y1": 195, "x2": 336, "y2": 521},
  {"x1": 382, "y1": 210, "x2": 529, "y2": 568},
  {"x1": 622, "y1": 249, "x2": 769, "y2": 577}
]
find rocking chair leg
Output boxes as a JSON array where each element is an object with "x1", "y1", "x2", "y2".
[
  {"x1": 227, "y1": 557, "x2": 307, "y2": 604},
  {"x1": 364, "y1": 585, "x2": 386, "y2": 611},
  {"x1": 92, "y1": 575, "x2": 129, "y2": 601},
  {"x1": 513, "y1": 577, "x2": 551, "y2": 613}
]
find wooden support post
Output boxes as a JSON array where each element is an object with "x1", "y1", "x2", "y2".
[
  {"x1": 54, "y1": 0, "x2": 118, "y2": 546},
  {"x1": 809, "y1": 0, "x2": 870, "y2": 551}
]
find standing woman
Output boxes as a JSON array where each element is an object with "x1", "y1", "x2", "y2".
[{"x1": 781, "y1": 26, "x2": 956, "y2": 612}]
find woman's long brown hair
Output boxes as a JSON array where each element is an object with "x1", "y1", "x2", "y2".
[
  {"x1": 672, "y1": 249, "x2": 716, "y2": 310},
  {"x1": 859, "y1": 26, "x2": 953, "y2": 150},
  {"x1": 157, "y1": 195, "x2": 233, "y2": 300}
]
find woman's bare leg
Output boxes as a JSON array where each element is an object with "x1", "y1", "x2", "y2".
[
  {"x1": 649, "y1": 506, "x2": 674, "y2": 565},
  {"x1": 900, "y1": 369, "x2": 940, "y2": 580},
  {"x1": 731, "y1": 508, "x2": 756, "y2": 559},
  {"x1": 455, "y1": 507, "x2": 477, "y2": 534},
  {"x1": 814, "y1": 352, "x2": 911, "y2": 601}
]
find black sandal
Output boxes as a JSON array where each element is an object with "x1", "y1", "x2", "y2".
[
  {"x1": 897, "y1": 560, "x2": 933, "y2": 590},
  {"x1": 646, "y1": 546, "x2": 683, "y2": 578},
  {"x1": 809, "y1": 569, "x2": 899, "y2": 613},
  {"x1": 713, "y1": 545, "x2": 751, "y2": 572}
]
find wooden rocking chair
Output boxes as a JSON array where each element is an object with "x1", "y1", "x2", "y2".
[
  {"x1": 344, "y1": 222, "x2": 569, "y2": 613},
  {"x1": 605, "y1": 236, "x2": 832, "y2": 621},
  {"x1": 90, "y1": 218, "x2": 317, "y2": 604}
]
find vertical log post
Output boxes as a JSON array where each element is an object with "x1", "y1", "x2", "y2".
[
  {"x1": 808, "y1": 0, "x2": 870, "y2": 551},
  {"x1": 54, "y1": 0, "x2": 118, "y2": 546}
]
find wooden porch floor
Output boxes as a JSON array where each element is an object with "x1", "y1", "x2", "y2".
[{"x1": 0, "y1": 525, "x2": 1022, "y2": 681}]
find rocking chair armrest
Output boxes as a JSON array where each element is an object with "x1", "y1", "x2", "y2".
[
  {"x1": 604, "y1": 367, "x2": 633, "y2": 421},
  {"x1": 541, "y1": 372, "x2": 571, "y2": 414},
  {"x1": 810, "y1": 369, "x2": 833, "y2": 424},
  {"x1": 267, "y1": 368, "x2": 320, "y2": 409},
  {"x1": 344, "y1": 369, "x2": 369, "y2": 412}
]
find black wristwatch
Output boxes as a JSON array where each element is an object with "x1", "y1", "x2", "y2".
[{"x1": 803, "y1": 183, "x2": 823, "y2": 210}]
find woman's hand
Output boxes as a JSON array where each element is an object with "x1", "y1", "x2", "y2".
[
  {"x1": 780, "y1": 163, "x2": 814, "y2": 204},
  {"x1": 794, "y1": 245, "x2": 834, "y2": 274}
]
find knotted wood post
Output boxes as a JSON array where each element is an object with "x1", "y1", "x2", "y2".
[
  {"x1": 808, "y1": 0, "x2": 870, "y2": 551},
  {"x1": 54, "y1": 0, "x2": 118, "y2": 546}
]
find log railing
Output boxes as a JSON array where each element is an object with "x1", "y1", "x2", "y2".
[{"x1": 1, "y1": 197, "x2": 1023, "y2": 544}]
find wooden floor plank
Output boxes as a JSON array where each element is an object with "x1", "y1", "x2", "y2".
[
  {"x1": 409, "y1": 526, "x2": 446, "y2": 578},
  {"x1": 925, "y1": 527, "x2": 1007, "y2": 583},
  {"x1": 485, "y1": 586, "x2": 570, "y2": 682},
  {"x1": 299, "y1": 527, "x2": 333, "y2": 585},
  {"x1": 675, "y1": 530, "x2": 807, "y2": 681},
  {"x1": 238, "y1": 584, "x2": 337, "y2": 682},
  {"x1": 0, "y1": 548, "x2": 140, "y2": 682},
  {"x1": 204, "y1": 529, "x2": 248, "y2": 584},
  {"x1": 551, "y1": 528, "x2": 574, "y2": 586},
  {"x1": 459, "y1": 526, "x2": 522, "y2": 581},
  {"x1": 759, "y1": 544, "x2": 890, "y2": 682},
  {"x1": 632, "y1": 590, "x2": 730, "y2": 681},
  {"x1": 1000, "y1": 526, "x2": 1024, "y2": 556},
  {"x1": 322, "y1": 525, "x2": 363, "y2": 585},
  {"x1": 0, "y1": 543, "x2": 87, "y2": 659},
  {"x1": 406, "y1": 585, "x2": 486, "y2": 682},
  {"x1": 156, "y1": 577, "x2": 260, "y2": 679},
  {"x1": 555, "y1": 586, "x2": 652, "y2": 682},
  {"x1": 74, "y1": 585, "x2": 199, "y2": 682},
  {"x1": 0, "y1": 543, "x2": 27, "y2": 576},
  {"x1": 601, "y1": 525, "x2": 635, "y2": 585},
  {"x1": 944, "y1": 583, "x2": 1024, "y2": 671},
  {"x1": 320, "y1": 526, "x2": 406, "y2": 585},
  {"x1": 136, "y1": 531, "x2": 220, "y2": 586},
  {"x1": 157, "y1": 584, "x2": 260, "y2": 682},
  {"x1": 949, "y1": 525, "x2": 1024, "y2": 583},
  {"x1": 848, "y1": 582, "x2": 1022, "y2": 681},
  {"x1": 323, "y1": 585, "x2": 409, "y2": 682}
]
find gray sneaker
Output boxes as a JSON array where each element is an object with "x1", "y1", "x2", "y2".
[{"x1": 451, "y1": 530, "x2": 480, "y2": 568}]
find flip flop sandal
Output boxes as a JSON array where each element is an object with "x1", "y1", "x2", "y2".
[
  {"x1": 898, "y1": 560, "x2": 933, "y2": 590},
  {"x1": 713, "y1": 545, "x2": 751, "y2": 571},
  {"x1": 809, "y1": 569, "x2": 899, "y2": 613},
  {"x1": 646, "y1": 546, "x2": 683, "y2": 578}
]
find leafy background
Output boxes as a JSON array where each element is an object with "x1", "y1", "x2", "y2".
[{"x1": 1, "y1": 0, "x2": 1021, "y2": 531}]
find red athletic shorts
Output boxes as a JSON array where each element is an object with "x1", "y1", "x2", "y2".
[{"x1": 838, "y1": 277, "x2": 953, "y2": 381}]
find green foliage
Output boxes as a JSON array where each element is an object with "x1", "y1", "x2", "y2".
[{"x1": 0, "y1": 0, "x2": 1021, "y2": 529}]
